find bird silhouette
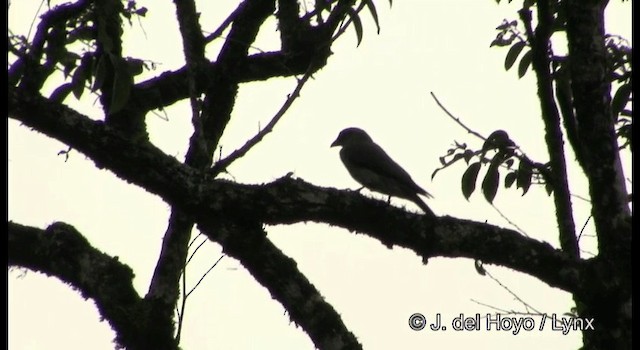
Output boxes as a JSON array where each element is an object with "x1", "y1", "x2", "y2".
[{"x1": 331, "y1": 127, "x2": 435, "y2": 216}]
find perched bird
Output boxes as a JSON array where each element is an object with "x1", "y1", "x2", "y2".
[{"x1": 331, "y1": 127, "x2": 435, "y2": 216}]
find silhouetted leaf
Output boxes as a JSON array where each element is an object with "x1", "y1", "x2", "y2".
[
  {"x1": 482, "y1": 130, "x2": 511, "y2": 154},
  {"x1": 345, "y1": 8, "x2": 364, "y2": 47},
  {"x1": 125, "y1": 57, "x2": 145, "y2": 76},
  {"x1": 505, "y1": 158, "x2": 514, "y2": 168},
  {"x1": 49, "y1": 83, "x2": 74, "y2": 103},
  {"x1": 109, "y1": 58, "x2": 133, "y2": 115},
  {"x1": 505, "y1": 171, "x2": 517, "y2": 188},
  {"x1": 505, "y1": 41, "x2": 526, "y2": 70},
  {"x1": 362, "y1": 0, "x2": 380, "y2": 34},
  {"x1": 545, "y1": 182, "x2": 553, "y2": 195},
  {"x1": 461, "y1": 162, "x2": 482, "y2": 200},
  {"x1": 482, "y1": 164, "x2": 500, "y2": 203},
  {"x1": 463, "y1": 149, "x2": 475, "y2": 164},
  {"x1": 516, "y1": 161, "x2": 533, "y2": 195},
  {"x1": 61, "y1": 51, "x2": 81, "y2": 78},
  {"x1": 612, "y1": 83, "x2": 631, "y2": 117},
  {"x1": 71, "y1": 62, "x2": 88, "y2": 99},
  {"x1": 92, "y1": 55, "x2": 107, "y2": 92},
  {"x1": 518, "y1": 50, "x2": 532, "y2": 78}
]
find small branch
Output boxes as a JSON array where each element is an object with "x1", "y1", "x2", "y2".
[
  {"x1": 577, "y1": 215, "x2": 592, "y2": 243},
  {"x1": 211, "y1": 67, "x2": 314, "y2": 174},
  {"x1": 430, "y1": 92, "x2": 486, "y2": 141},
  {"x1": 491, "y1": 204, "x2": 530, "y2": 237},
  {"x1": 431, "y1": 91, "x2": 553, "y2": 184},
  {"x1": 186, "y1": 255, "x2": 225, "y2": 297},
  {"x1": 186, "y1": 237, "x2": 208, "y2": 266},
  {"x1": 175, "y1": 257, "x2": 188, "y2": 343},
  {"x1": 482, "y1": 268, "x2": 543, "y2": 315},
  {"x1": 204, "y1": 2, "x2": 245, "y2": 43},
  {"x1": 521, "y1": 4, "x2": 579, "y2": 258}
]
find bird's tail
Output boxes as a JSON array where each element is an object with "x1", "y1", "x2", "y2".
[{"x1": 412, "y1": 195, "x2": 435, "y2": 217}]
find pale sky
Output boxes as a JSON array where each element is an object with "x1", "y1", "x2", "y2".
[{"x1": 8, "y1": 1, "x2": 632, "y2": 349}]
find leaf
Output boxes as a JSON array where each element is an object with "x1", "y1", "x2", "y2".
[
  {"x1": 482, "y1": 164, "x2": 500, "y2": 203},
  {"x1": 461, "y1": 162, "x2": 482, "y2": 200},
  {"x1": 71, "y1": 63, "x2": 88, "y2": 99},
  {"x1": 495, "y1": 20, "x2": 510, "y2": 31},
  {"x1": 92, "y1": 55, "x2": 107, "y2": 92},
  {"x1": 431, "y1": 167, "x2": 442, "y2": 180},
  {"x1": 518, "y1": 50, "x2": 532, "y2": 78},
  {"x1": 504, "y1": 171, "x2": 517, "y2": 188},
  {"x1": 125, "y1": 57, "x2": 144, "y2": 76},
  {"x1": 49, "y1": 83, "x2": 74, "y2": 103},
  {"x1": 516, "y1": 161, "x2": 533, "y2": 195},
  {"x1": 545, "y1": 182, "x2": 554, "y2": 196},
  {"x1": 135, "y1": 7, "x2": 148, "y2": 16},
  {"x1": 611, "y1": 83, "x2": 631, "y2": 117},
  {"x1": 505, "y1": 41, "x2": 526, "y2": 70},
  {"x1": 448, "y1": 153, "x2": 466, "y2": 165},
  {"x1": 432, "y1": 152, "x2": 467, "y2": 179},
  {"x1": 109, "y1": 58, "x2": 133, "y2": 115},
  {"x1": 362, "y1": 0, "x2": 380, "y2": 34},
  {"x1": 463, "y1": 149, "x2": 475, "y2": 164},
  {"x1": 482, "y1": 130, "x2": 511, "y2": 154},
  {"x1": 505, "y1": 158, "x2": 514, "y2": 168},
  {"x1": 61, "y1": 51, "x2": 81, "y2": 78},
  {"x1": 345, "y1": 8, "x2": 364, "y2": 47}
]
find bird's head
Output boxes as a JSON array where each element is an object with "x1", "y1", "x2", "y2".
[{"x1": 330, "y1": 127, "x2": 373, "y2": 147}]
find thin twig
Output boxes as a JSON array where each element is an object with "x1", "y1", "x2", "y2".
[
  {"x1": 470, "y1": 298, "x2": 546, "y2": 317},
  {"x1": 579, "y1": 248, "x2": 596, "y2": 257},
  {"x1": 27, "y1": 0, "x2": 47, "y2": 41},
  {"x1": 430, "y1": 92, "x2": 486, "y2": 141},
  {"x1": 186, "y1": 255, "x2": 225, "y2": 297},
  {"x1": 576, "y1": 215, "x2": 592, "y2": 243},
  {"x1": 485, "y1": 269, "x2": 543, "y2": 315},
  {"x1": 490, "y1": 204, "x2": 530, "y2": 237},
  {"x1": 211, "y1": 67, "x2": 314, "y2": 173},
  {"x1": 186, "y1": 238, "x2": 207, "y2": 266},
  {"x1": 570, "y1": 193, "x2": 591, "y2": 203},
  {"x1": 204, "y1": 2, "x2": 245, "y2": 43},
  {"x1": 175, "y1": 259, "x2": 188, "y2": 342}
]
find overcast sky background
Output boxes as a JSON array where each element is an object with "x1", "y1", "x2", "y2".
[{"x1": 8, "y1": 0, "x2": 632, "y2": 349}]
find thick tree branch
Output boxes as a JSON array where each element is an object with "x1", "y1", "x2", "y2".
[
  {"x1": 7, "y1": 221, "x2": 150, "y2": 349},
  {"x1": 564, "y1": 0, "x2": 631, "y2": 260},
  {"x1": 563, "y1": 3, "x2": 632, "y2": 346},
  {"x1": 9, "y1": 86, "x2": 585, "y2": 296},
  {"x1": 201, "y1": 0, "x2": 276, "y2": 153},
  {"x1": 129, "y1": 51, "x2": 317, "y2": 112},
  {"x1": 519, "y1": 5, "x2": 579, "y2": 258},
  {"x1": 144, "y1": 0, "x2": 207, "y2": 318},
  {"x1": 198, "y1": 219, "x2": 361, "y2": 349}
]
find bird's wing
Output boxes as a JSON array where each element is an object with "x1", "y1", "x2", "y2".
[{"x1": 341, "y1": 142, "x2": 428, "y2": 195}]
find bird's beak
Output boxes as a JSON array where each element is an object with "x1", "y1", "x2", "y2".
[{"x1": 330, "y1": 138, "x2": 340, "y2": 148}]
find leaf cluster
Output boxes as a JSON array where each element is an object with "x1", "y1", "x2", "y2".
[{"x1": 433, "y1": 130, "x2": 550, "y2": 203}]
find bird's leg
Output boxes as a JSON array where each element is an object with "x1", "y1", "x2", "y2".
[
  {"x1": 354, "y1": 186, "x2": 365, "y2": 192},
  {"x1": 387, "y1": 195, "x2": 391, "y2": 204}
]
